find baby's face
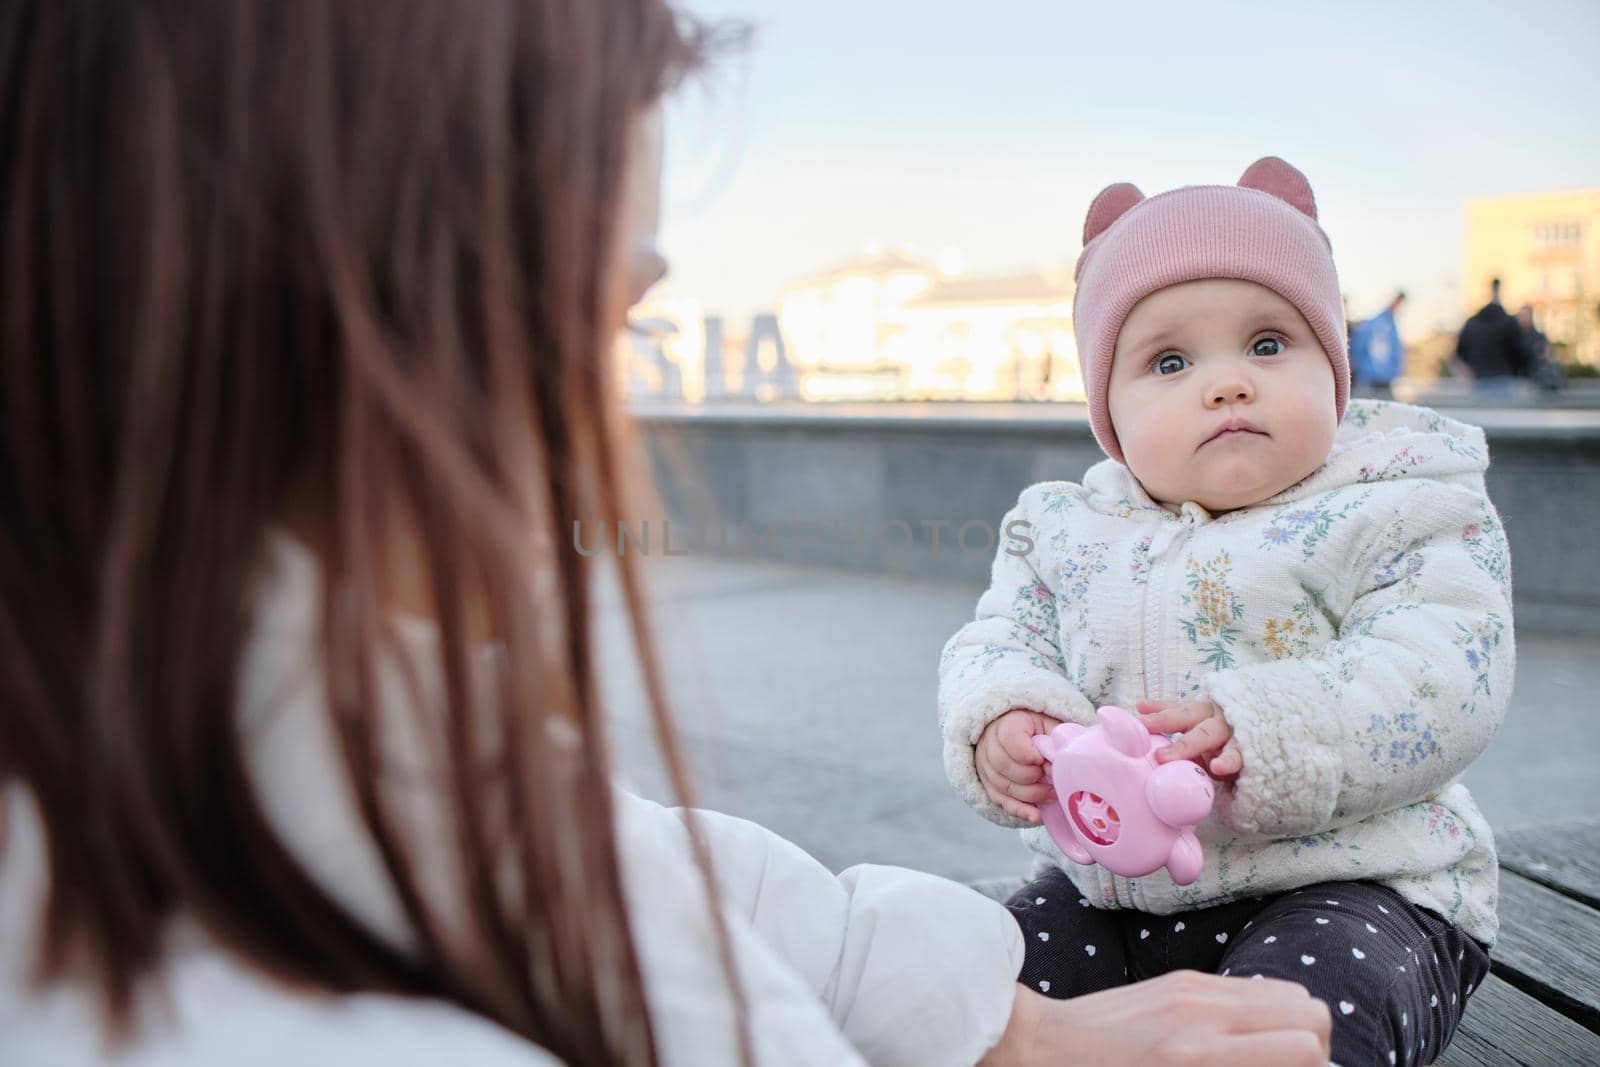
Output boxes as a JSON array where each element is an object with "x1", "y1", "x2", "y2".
[{"x1": 1106, "y1": 279, "x2": 1338, "y2": 513}]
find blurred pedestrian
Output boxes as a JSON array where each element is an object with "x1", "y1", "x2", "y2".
[
  {"x1": 1455, "y1": 278, "x2": 1534, "y2": 395},
  {"x1": 1516, "y1": 305, "x2": 1565, "y2": 392},
  {"x1": 1349, "y1": 290, "x2": 1406, "y2": 398}
]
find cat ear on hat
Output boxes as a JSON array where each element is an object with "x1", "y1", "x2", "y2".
[
  {"x1": 1237, "y1": 156, "x2": 1317, "y2": 220},
  {"x1": 1082, "y1": 182, "x2": 1145, "y2": 244}
]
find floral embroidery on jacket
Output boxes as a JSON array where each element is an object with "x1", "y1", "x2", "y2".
[
  {"x1": 1260, "y1": 589, "x2": 1329, "y2": 660},
  {"x1": 1462, "y1": 513, "x2": 1511, "y2": 601},
  {"x1": 988, "y1": 579, "x2": 1068, "y2": 675},
  {"x1": 1357, "y1": 446, "x2": 1432, "y2": 483},
  {"x1": 1361, "y1": 707, "x2": 1442, "y2": 768},
  {"x1": 1423, "y1": 802, "x2": 1463, "y2": 842},
  {"x1": 1099, "y1": 495, "x2": 1164, "y2": 519},
  {"x1": 1373, "y1": 548, "x2": 1425, "y2": 590},
  {"x1": 1065, "y1": 641, "x2": 1116, "y2": 708},
  {"x1": 1343, "y1": 601, "x2": 1422, "y2": 639},
  {"x1": 957, "y1": 643, "x2": 1009, "y2": 680},
  {"x1": 1040, "y1": 486, "x2": 1076, "y2": 514},
  {"x1": 1344, "y1": 401, "x2": 1378, "y2": 428},
  {"x1": 1130, "y1": 534, "x2": 1154, "y2": 585},
  {"x1": 1455, "y1": 612, "x2": 1506, "y2": 715},
  {"x1": 1291, "y1": 830, "x2": 1366, "y2": 862},
  {"x1": 1180, "y1": 552, "x2": 1243, "y2": 670},
  {"x1": 1260, "y1": 490, "x2": 1373, "y2": 561},
  {"x1": 1056, "y1": 542, "x2": 1110, "y2": 603}
]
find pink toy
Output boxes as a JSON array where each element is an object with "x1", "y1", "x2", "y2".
[{"x1": 1031, "y1": 705, "x2": 1215, "y2": 886}]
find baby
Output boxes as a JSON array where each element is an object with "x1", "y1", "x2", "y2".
[{"x1": 938, "y1": 158, "x2": 1511, "y2": 1067}]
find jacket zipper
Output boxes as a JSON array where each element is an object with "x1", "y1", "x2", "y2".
[{"x1": 1115, "y1": 510, "x2": 1196, "y2": 909}]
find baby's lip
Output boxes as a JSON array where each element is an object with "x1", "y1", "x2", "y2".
[{"x1": 1201, "y1": 418, "x2": 1268, "y2": 446}]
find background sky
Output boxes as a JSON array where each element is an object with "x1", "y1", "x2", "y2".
[{"x1": 654, "y1": 0, "x2": 1599, "y2": 339}]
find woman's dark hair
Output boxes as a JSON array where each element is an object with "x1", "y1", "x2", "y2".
[{"x1": 0, "y1": 2, "x2": 741, "y2": 1063}]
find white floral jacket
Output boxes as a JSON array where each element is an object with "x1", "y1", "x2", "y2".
[{"x1": 939, "y1": 400, "x2": 1513, "y2": 945}]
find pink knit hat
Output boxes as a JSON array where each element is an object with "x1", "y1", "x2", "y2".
[{"x1": 1072, "y1": 157, "x2": 1349, "y2": 463}]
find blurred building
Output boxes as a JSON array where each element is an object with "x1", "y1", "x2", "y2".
[
  {"x1": 893, "y1": 272, "x2": 1077, "y2": 400},
  {"x1": 775, "y1": 250, "x2": 933, "y2": 400},
  {"x1": 1465, "y1": 188, "x2": 1600, "y2": 365},
  {"x1": 778, "y1": 250, "x2": 1081, "y2": 401}
]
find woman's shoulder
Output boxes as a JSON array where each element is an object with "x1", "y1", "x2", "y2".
[
  {"x1": 139, "y1": 957, "x2": 569, "y2": 1067},
  {"x1": 0, "y1": 960, "x2": 568, "y2": 1067},
  {"x1": 0, "y1": 783, "x2": 565, "y2": 1067}
]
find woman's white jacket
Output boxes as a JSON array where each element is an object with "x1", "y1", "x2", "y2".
[{"x1": 0, "y1": 534, "x2": 1022, "y2": 1066}]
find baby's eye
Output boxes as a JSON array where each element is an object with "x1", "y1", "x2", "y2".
[
  {"x1": 1251, "y1": 337, "x2": 1284, "y2": 357},
  {"x1": 1155, "y1": 353, "x2": 1188, "y2": 375}
]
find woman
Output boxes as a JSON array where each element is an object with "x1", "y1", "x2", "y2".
[{"x1": 0, "y1": 2, "x2": 1331, "y2": 1063}]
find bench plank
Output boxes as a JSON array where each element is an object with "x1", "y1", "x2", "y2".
[
  {"x1": 1487, "y1": 868, "x2": 1600, "y2": 1031},
  {"x1": 1497, "y1": 817, "x2": 1600, "y2": 909},
  {"x1": 1438, "y1": 972, "x2": 1600, "y2": 1066}
]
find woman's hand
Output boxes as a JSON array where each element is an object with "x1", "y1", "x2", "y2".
[
  {"x1": 1137, "y1": 699, "x2": 1243, "y2": 780},
  {"x1": 983, "y1": 972, "x2": 1332, "y2": 1067}
]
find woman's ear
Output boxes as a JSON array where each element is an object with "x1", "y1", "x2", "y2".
[
  {"x1": 1082, "y1": 182, "x2": 1145, "y2": 245},
  {"x1": 1237, "y1": 156, "x2": 1317, "y2": 220}
]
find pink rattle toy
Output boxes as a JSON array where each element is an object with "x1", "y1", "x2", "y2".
[{"x1": 1031, "y1": 705, "x2": 1214, "y2": 885}]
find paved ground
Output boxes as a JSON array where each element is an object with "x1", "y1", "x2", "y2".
[{"x1": 598, "y1": 555, "x2": 1600, "y2": 884}]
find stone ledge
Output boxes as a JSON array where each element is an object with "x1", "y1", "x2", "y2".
[{"x1": 633, "y1": 404, "x2": 1600, "y2": 636}]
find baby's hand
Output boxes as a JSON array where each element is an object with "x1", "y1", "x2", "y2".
[
  {"x1": 976, "y1": 709, "x2": 1059, "y2": 823},
  {"x1": 1136, "y1": 699, "x2": 1243, "y2": 780}
]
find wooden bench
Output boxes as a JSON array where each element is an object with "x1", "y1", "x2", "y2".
[
  {"x1": 972, "y1": 817, "x2": 1600, "y2": 1065},
  {"x1": 1443, "y1": 817, "x2": 1600, "y2": 1065}
]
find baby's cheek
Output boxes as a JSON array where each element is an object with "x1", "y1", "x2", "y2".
[
  {"x1": 1121, "y1": 435, "x2": 1179, "y2": 495},
  {"x1": 1284, "y1": 420, "x2": 1338, "y2": 482},
  {"x1": 1148, "y1": 460, "x2": 1199, "y2": 507}
]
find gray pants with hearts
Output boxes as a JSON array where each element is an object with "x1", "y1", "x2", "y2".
[{"x1": 1006, "y1": 873, "x2": 1489, "y2": 1067}]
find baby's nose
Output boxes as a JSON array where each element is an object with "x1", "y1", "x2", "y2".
[{"x1": 1207, "y1": 381, "x2": 1255, "y2": 406}]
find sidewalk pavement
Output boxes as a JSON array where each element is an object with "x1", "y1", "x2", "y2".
[{"x1": 599, "y1": 556, "x2": 1600, "y2": 885}]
